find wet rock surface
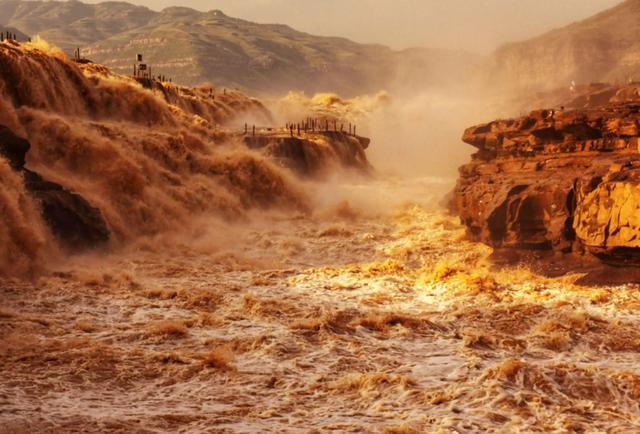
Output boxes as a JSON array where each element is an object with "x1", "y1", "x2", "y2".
[
  {"x1": 0, "y1": 124, "x2": 30, "y2": 170},
  {"x1": 243, "y1": 131, "x2": 372, "y2": 176},
  {"x1": 0, "y1": 125, "x2": 109, "y2": 250},
  {"x1": 452, "y1": 102, "x2": 640, "y2": 262}
]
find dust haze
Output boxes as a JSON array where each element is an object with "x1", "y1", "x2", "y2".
[{"x1": 89, "y1": 0, "x2": 620, "y2": 53}]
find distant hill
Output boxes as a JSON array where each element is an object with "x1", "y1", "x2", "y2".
[
  {"x1": 0, "y1": 0, "x2": 154, "y2": 48},
  {"x1": 482, "y1": 0, "x2": 640, "y2": 92},
  {"x1": 84, "y1": 6, "x2": 403, "y2": 95},
  {"x1": 0, "y1": 0, "x2": 473, "y2": 96}
]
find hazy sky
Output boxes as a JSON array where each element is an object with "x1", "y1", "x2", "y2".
[{"x1": 95, "y1": 0, "x2": 623, "y2": 53}]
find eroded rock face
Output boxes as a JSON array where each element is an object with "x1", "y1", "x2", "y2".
[
  {"x1": 243, "y1": 131, "x2": 372, "y2": 176},
  {"x1": 0, "y1": 125, "x2": 110, "y2": 251},
  {"x1": 452, "y1": 103, "x2": 640, "y2": 262},
  {"x1": 572, "y1": 168, "x2": 640, "y2": 262}
]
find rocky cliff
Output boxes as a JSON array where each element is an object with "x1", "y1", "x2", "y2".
[
  {"x1": 482, "y1": 0, "x2": 640, "y2": 94},
  {"x1": 244, "y1": 130, "x2": 371, "y2": 177},
  {"x1": 451, "y1": 101, "x2": 640, "y2": 263}
]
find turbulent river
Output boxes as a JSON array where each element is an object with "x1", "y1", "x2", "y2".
[{"x1": 2, "y1": 177, "x2": 640, "y2": 433}]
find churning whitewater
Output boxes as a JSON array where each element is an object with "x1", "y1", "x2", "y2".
[
  {"x1": 2, "y1": 31, "x2": 640, "y2": 434},
  {"x1": 3, "y1": 190, "x2": 640, "y2": 433}
]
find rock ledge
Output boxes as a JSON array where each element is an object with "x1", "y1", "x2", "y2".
[{"x1": 451, "y1": 103, "x2": 640, "y2": 262}]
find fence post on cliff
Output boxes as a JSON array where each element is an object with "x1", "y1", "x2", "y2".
[
  {"x1": 290, "y1": 125, "x2": 294, "y2": 137},
  {"x1": 253, "y1": 125, "x2": 256, "y2": 137},
  {"x1": 245, "y1": 123, "x2": 248, "y2": 134},
  {"x1": 297, "y1": 124, "x2": 300, "y2": 136}
]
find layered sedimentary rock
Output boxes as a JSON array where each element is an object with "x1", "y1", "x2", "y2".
[{"x1": 452, "y1": 103, "x2": 640, "y2": 262}]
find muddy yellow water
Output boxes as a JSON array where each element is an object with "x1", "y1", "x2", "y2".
[{"x1": 2, "y1": 184, "x2": 640, "y2": 433}]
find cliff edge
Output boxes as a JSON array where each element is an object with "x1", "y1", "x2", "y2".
[{"x1": 451, "y1": 101, "x2": 640, "y2": 264}]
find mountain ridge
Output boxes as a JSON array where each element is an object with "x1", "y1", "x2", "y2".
[
  {"x1": 0, "y1": 0, "x2": 472, "y2": 96},
  {"x1": 482, "y1": 0, "x2": 640, "y2": 92}
]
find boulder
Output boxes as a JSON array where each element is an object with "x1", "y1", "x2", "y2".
[
  {"x1": 0, "y1": 124, "x2": 110, "y2": 251},
  {"x1": 23, "y1": 169, "x2": 110, "y2": 250},
  {"x1": 0, "y1": 125, "x2": 30, "y2": 170}
]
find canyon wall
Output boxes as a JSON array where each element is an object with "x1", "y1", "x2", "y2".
[
  {"x1": 451, "y1": 91, "x2": 640, "y2": 263},
  {"x1": 481, "y1": 0, "x2": 640, "y2": 94}
]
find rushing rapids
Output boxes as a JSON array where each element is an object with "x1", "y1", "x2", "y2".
[
  {"x1": 3, "y1": 37, "x2": 640, "y2": 434},
  {"x1": 3, "y1": 190, "x2": 640, "y2": 432},
  {"x1": 0, "y1": 39, "x2": 372, "y2": 276}
]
